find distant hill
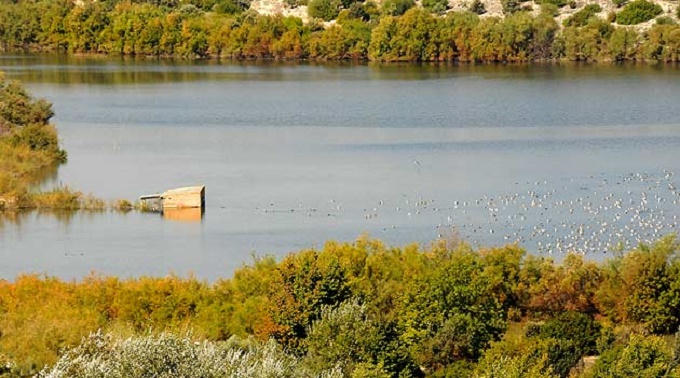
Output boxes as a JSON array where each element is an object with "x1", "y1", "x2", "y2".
[{"x1": 251, "y1": 0, "x2": 679, "y2": 30}]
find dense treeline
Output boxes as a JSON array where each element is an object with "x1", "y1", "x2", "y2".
[
  {"x1": 3, "y1": 0, "x2": 680, "y2": 61},
  {"x1": 4, "y1": 235, "x2": 680, "y2": 376}
]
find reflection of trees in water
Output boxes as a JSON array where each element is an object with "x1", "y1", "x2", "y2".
[
  {"x1": 0, "y1": 210, "x2": 74, "y2": 230},
  {"x1": 36, "y1": 209, "x2": 78, "y2": 227},
  {"x1": 0, "y1": 211, "x2": 27, "y2": 229},
  {"x1": 6, "y1": 54, "x2": 673, "y2": 87},
  {"x1": 29, "y1": 162, "x2": 60, "y2": 190},
  {"x1": 0, "y1": 208, "x2": 109, "y2": 230}
]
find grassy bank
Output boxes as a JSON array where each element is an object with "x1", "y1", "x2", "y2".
[
  {"x1": 2, "y1": 236, "x2": 680, "y2": 377},
  {"x1": 0, "y1": 73, "x2": 67, "y2": 208},
  {"x1": 0, "y1": 74, "x2": 131, "y2": 212}
]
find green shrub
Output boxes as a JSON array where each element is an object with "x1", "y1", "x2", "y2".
[
  {"x1": 656, "y1": 15, "x2": 676, "y2": 25},
  {"x1": 475, "y1": 337, "x2": 576, "y2": 378},
  {"x1": 474, "y1": 353, "x2": 558, "y2": 378},
  {"x1": 616, "y1": 0, "x2": 662, "y2": 25},
  {"x1": 612, "y1": 0, "x2": 628, "y2": 8},
  {"x1": 304, "y1": 300, "x2": 412, "y2": 376},
  {"x1": 541, "y1": 3, "x2": 560, "y2": 16},
  {"x1": 0, "y1": 74, "x2": 69, "y2": 202},
  {"x1": 535, "y1": 0, "x2": 566, "y2": 8},
  {"x1": 502, "y1": 0, "x2": 521, "y2": 14},
  {"x1": 607, "y1": 11, "x2": 617, "y2": 22},
  {"x1": 469, "y1": 0, "x2": 486, "y2": 14},
  {"x1": 381, "y1": 0, "x2": 414, "y2": 15},
  {"x1": 212, "y1": 0, "x2": 247, "y2": 14},
  {"x1": 537, "y1": 312, "x2": 601, "y2": 355},
  {"x1": 422, "y1": 0, "x2": 448, "y2": 14},
  {"x1": 285, "y1": 0, "x2": 307, "y2": 7},
  {"x1": 587, "y1": 334, "x2": 676, "y2": 378},
  {"x1": 0, "y1": 75, "x2": 54, "y2": 130},
  {"x1": 10, "y1": 124, "x2": 64, "y2": 160},
  {"x1": 563, "y1": 4, "x2": 602, "y2": 26},
  {"x1": 308, "y1": 0, "x2": 342, "y2": 21}
]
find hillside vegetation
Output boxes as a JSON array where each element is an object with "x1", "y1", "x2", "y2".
[
  {"x1": 3, "y1": 235, "x2": 680, "y2": 377},
  {"x1": 2, "y1": 0, "x2": 680, "y2": 61}
]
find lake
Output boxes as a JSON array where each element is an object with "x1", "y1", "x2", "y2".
[{"x1": 2, "y1": 55, "x2": 680, "y2": 281}]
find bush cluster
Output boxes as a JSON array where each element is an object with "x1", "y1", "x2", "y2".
[
  {"x1": 0, "y1": 74, "x2": 67, "y2": 201},
  {"x1": 616, "y1": 0, "x2": 662, "y2": 25},
  {"x1": 2, "y1": 236, "x2": 680, "y2": 377},
  {"x1": 39, "y1": 331, "x2": 343, "y2": 378},
  {"x1": 308, "y1": 0, "x2": 342, "y2": 20},
  {"x1": 563, "y1": 4, "x2": 602, "y2": 27}
]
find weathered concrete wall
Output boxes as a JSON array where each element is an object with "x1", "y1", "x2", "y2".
[{"x1": 162, "y1": 186, "x2": 205, "y2": 209}]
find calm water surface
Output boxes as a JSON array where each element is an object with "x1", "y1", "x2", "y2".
[{"x1": 2, "y1": 55, "x2": 680, "y2": 280}]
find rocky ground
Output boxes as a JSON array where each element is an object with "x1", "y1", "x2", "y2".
[
  {"x1": 250, "y1": 0, "x2": 310, "y2": 22},
  {"x1": 250, "y1": 0, "x2": 678, "y2": 30}
]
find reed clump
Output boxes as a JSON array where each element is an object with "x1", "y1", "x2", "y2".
[
  {"x1": 27, "y1": 187, "x2": 82, "y2": 210},
  {"x1": 111, "y1": 199, "x2": 134, "y2": 212}
]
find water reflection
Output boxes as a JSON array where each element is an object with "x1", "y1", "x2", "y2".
[
  {"x1": 31, "y1": 163, "x2": 62, "y2": 190},
  {"x1": 0, "y1": 211, "x2": 25, "y2": 229},
  {"x1": 163, "y1": 208, "x2": 204, "y2": 222},
  {"x1": 0, "y1": 209, "x2": 110, "y2": 230},
  {"x1": 2, "y1": 53, "x2": 679, "y2": 86}
]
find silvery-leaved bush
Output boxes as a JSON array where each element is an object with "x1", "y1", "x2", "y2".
[
  {"x1": 0, "y1": 353, "x2": 15, "y2": 375},
  {"x1": 39, "y1": 330, "x2": 343, "y2": 378}
]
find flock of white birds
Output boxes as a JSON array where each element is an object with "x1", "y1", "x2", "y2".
[{"x1": 258, "y1": 169, "x2": 680, "y2": 256}]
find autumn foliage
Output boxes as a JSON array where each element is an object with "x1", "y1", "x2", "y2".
[{"x1": 2, "y1": 235, "x2": 680, "y2": 376}]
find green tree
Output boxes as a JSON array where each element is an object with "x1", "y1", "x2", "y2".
[
  {"x1": 596, "y1": 236, "x2": 680, "y2": 334},
  {"x1": 398, "y1": 247, "x2": 507, "y2": 373},
  {"x1": 308, "y1": 0, "x2": 342, "y2": 21},
  {"x1": 641, "y1": 24, "x2": 680, "y2": 61},
  {"x1": 438, "y1": 11, "x2": 480, "y2": 61},
  {"x1": 562, "y1": 19, "x2": 613, "y2": 61},
  {"x1": 265, "y1": 249, "x2": 352, "y2": 355},
  {"x1": 608, "y1": 27, "x2": 639, "y2": 60}
]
